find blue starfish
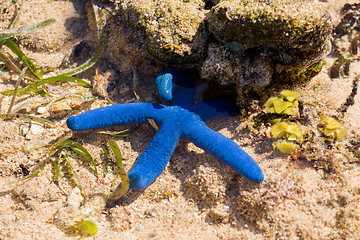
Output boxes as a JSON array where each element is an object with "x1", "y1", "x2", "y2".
[{"x1": 66, "y1": 69, "x2": 264, "y2": 190}]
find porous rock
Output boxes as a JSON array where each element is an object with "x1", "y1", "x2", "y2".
[
  {"x1": 207, "y1": 0, "x2": 331, "y2": 56},
  {"x1": 118, "y1": 0, "x2": 208, "y2": 65},
  {"x1": 202, "y1": 0, "x2": 332, "y2": 90},
  {"x1": 106, "y1": 0, "x2": 331, "y2": 98},
  {"x1": 100, "y1": 0, "x2": 332, "y2": 107}
]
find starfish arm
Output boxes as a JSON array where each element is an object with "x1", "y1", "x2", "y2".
[
  {"x1": 188, "y1": 97, "x2": 240, "y2": 122},
  {"x1": 184, "y1": 122, "x2": 264, "y2": 183},
  {"x1": 67, "y1": 102, "x2": 165, "y2": 131},
  {"x1": 128, "y1": 122, "x2": 181, "y2": 190},
  {"x1": 156, "y1": 71, "x2": 173, "y2": 101},
  {"x1": 156, "y1": 69, "x2": 196, "y2": 107}
]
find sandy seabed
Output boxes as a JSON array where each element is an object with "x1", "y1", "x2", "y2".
[{"x1": 1, "y1": 0, "x2": 360, "y2": 239}]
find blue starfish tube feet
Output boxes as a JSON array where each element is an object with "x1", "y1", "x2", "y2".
[{"x1": 67, "y1": 69, "x2": 264, "y2": 190}]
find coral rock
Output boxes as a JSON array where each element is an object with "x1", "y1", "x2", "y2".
[{"x1": 120, "y1": 0, "x2": 208, "y2": 64}]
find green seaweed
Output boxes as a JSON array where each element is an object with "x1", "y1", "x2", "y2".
[
  {"x1": 49, "y1": 158, "x2": 61, "y2": 186},
  {"x1": 106, "y1": 140, "x2": 129, "y2": 200},
  {"x1": 101, "y1": 146, "x2": 110, "y2": 177},
  {"x1": 1, "y1": 75, "x2": 91, "y2": 97},
  {"x1": 62, "y1": 0, "x2": 106, "y2": 77},
  {"x1": 108, "y1": 140, "x2": 123, "y2": 167},
  {"x1": 22, "y1": 160, "x2": 47, "y2": 181},
  {"x1": 19, "y1": 136, "x2": 130, "y2": 202},
  {"x1": 57, "y1": 140, "x2": 99, "y2": 179},
  {"x1": 0, "y1": 0, "x2": 111, "y2": 103},
  {"x1": 3, "y1": 39, "x2": 42, "y2": 79},
  {"x1": 0, "y1": 16, "x2": 93, "y2": 100},
  {"x1": 0, "y1": 1, "x2": 108, "y2": 98},
  {"x1": 7, "y1": 66, "x2": 27, "y2": 114},
  {"x1": 0, "y1": 113, "x2": 53, "y2": 125},
  {"x1": 61, "y1": 152, "x2": 84, "y2": 191},
  {"x1": 108, "y1": 166, "x2": 129, "y2": 200},
  {"x1": 0, "y1": 51, "x2": 22, "y2": 75},
  {"x1": 0, "y1": 18, "x2": 56, "y2": 42}
]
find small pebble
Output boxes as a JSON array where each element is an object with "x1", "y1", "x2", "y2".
[
  {"x1": 50, "y1": 99, "x2": 72, "y2": 114},
  {"x1": 67, "y1": 187, "x2": 84, "y2": 209},
  {"x1": 19, "y1": 122, "x2": 31, "y2": 136},
  {"x1": 37, "y1": 106, "x2": 47, "y2": 114},
  {"x1": 25, "y1": 122, "x2": 45, "y2": 140},
  {"x1": 209, "y1": 204, "x2": 230, "y2": 223},
  {"x1": 50, "y1": 99, "x2": 81, "y2": 117}
]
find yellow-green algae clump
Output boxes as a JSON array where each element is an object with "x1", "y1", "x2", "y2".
[
  {"x1": 318, "y1": 116, "x2": 347, "y2": 143},
  {"x1": 264, "y1": 90, "x2": 300, "y2": 116},
  {"x1": 271, "y1": 121, "x2": 303, "y2": 154},
  {"x1": 264, "y1": 90, "x2": 348, "y2": 154},
  {"x1": 264, "y1": 90, "x2": 303, "y2": 154}
]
